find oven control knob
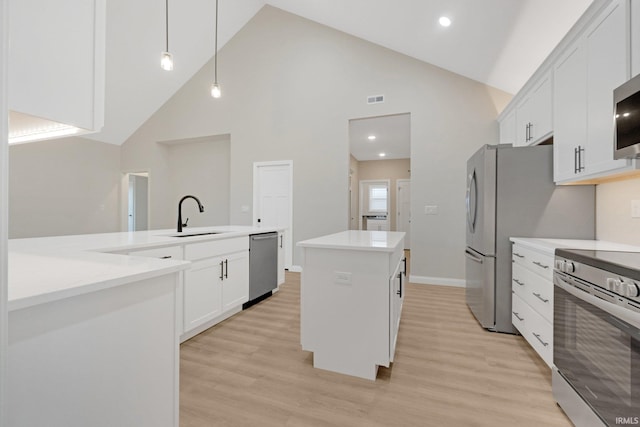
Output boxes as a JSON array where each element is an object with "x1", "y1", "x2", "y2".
[
  {"x1": 564, "y1": 262, "x2": 575, "y2": 273},
  {"x1": 606, "y1": 278, "x2": 617, "y2": 291},
  {"x1": 624, "y1": 281, "x2": 639, "y2": 298}
]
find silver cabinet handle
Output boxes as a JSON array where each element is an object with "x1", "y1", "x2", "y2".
[
  {"x1": 532, "y1": 332, "x2": 549, "y2": 347},
  {"x1": 513, "y1": 311, "x2": 524, "y2": 321},
  {"x1": 219, "y1": 260, "x2": 224, "y2": 280},
  {"x1": 464, "y1": 249, "x2": 483, "y2": 264},
  {"x1": 533, "y1": 261, "x2": 549, "y2": 269},
  {"x1": 533, "y1": 292, "x2": 549, "y2": 303},
  {"x1": 513, "y1": 279, "x2": 525, "y2": 286},
  {"x1": 513, "y1": 252, "x2": 524, "y2": 258}
]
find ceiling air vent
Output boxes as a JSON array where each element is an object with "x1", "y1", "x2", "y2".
[{"x1": 367, "y1": 95, "x2": 385, "y2": 104}]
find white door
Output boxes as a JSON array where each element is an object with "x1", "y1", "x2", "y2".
[
  {"x1": 397, "y1": 179, "x2": 411, "y2": 249},
  {"x1": 127, "y1": 174, "x2": 148, "y2": 232},
  {"x1": 254, "y1": 161, "x2": 293, "y2": 269}
]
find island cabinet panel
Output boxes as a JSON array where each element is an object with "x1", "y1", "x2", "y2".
[
  {"x1": 8, "y1": 273, "x2": 180, "y2": 427},
  {"x1": 298, "y1": 230, "x2": 405, "y2": 381}
]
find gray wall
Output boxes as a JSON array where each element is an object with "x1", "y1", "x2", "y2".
[
  {"x1": 121, "y1": 6, "x2": 510, "y2": 282},
  {"x1": 165, "y1": 136, "x2": 231, "y2": 229},
  {"x1": 9, "y1": 137, "x2": 120, "y2": 238}
]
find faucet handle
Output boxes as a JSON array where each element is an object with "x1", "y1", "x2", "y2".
[{"x1": 182, "y1": 218, "x2": 189, "y2": 228}]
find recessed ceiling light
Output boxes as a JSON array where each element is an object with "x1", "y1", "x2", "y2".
[
  {"x1": 368, "y1": 135, "x2": 376, "y2": 141},
  {"x1": 379, "y1": 152, "x2": 386, "y2": 157},
  {"x1": 439, "y1": 16, "x2": 452, "y2": 27}
]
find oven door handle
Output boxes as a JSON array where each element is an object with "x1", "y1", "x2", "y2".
[{"x1": 555, "y1": 274, "x2": 640, "y2": 331}]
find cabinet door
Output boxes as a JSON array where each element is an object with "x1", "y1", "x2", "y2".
[
  {"x1": 183, "y1": 258, "x2": 223, "y2": 331},
  {"x1": 222, "y1": 251, "x2": 249, "y2": 311},
  {"x1": 554, "y1": 42, "x2": 588, "y2": 182},
  {"x1": 529, "y1": 74, "x2": 553, "y2": 143},
  {"x1": 515, "y1": 96, "x2": 533, "y2": 147},
  {"x1": 499, "y1": 109, "x2": 516, "y2": 145},
  {"x1": 585, "y1": 0, "x2": 630, "y2": 176},
  {"x1": 389, "y1": 257, "x2": 404, "y2": 361}
]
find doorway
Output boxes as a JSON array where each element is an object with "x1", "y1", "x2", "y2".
[
  {"x1": 348, "y1": 113, "x2": 411, "y2": 238},
  {"x1": 253, "y1": 161, "x2": 293, "y2": 269},
  {"x1": 126, "y1": 172, "x2": 149, "y2": 232}
]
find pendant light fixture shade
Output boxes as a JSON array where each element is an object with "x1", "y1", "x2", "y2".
[
  {"x1": 211, "y1": 83, "x2": 221, "y2": 98},
  {"x1": 211, "y1": 0, "x2": 221, "y2": 98},
  {"x1": 161, "y1": 0, "x2": 173, "y2": 71},
  {"x1": 161, "y1": 51, "x2": 173, "y2": 71}
]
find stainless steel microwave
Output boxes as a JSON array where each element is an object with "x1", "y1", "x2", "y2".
[{"x1": 614, "y1": 73, "x2": 640, "y2": 159}]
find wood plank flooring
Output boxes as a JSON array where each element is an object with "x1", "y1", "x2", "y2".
[{"x1": 180, "y1": 271, "x2": 571, "y2": 426}]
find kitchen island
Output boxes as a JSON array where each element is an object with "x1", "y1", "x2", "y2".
[
  {"x1": 298, "y1": 230, "x2": 405, "y2": 380},
  {"x1": 7, "y1": 225, "x2": 281, "y2": 427}
]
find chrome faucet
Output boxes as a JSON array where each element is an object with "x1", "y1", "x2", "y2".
[{"x1": 177, "y1": 195, "x2": 205, "y2": 232}]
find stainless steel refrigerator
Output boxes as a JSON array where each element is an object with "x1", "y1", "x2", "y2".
[{"x1": 465, "y1": 144, "x2": 595, "y2": 333}]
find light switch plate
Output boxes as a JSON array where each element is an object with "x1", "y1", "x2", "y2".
[
  {"x1": 424, "y1": 205, "x2": 438, "y2": 215},
  {"x1": 334, "y1": 271, "x2": 352, "y2": 285}
]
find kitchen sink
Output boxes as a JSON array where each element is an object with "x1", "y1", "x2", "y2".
[{"x1": 166, "y1": 232, "x2": 225, "y2": 238}]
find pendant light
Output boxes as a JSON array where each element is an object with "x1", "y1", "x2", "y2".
[
  {"x1": 210, "y1": 0, "x2": 221, "y2": 98},
  {"x1": 160, "y1": 0, "x2": 174, "y2": 71}
]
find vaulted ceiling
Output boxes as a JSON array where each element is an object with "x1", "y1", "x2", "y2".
[{"x1": 86, "y1": 0, "x2": 592, "y2": 146}]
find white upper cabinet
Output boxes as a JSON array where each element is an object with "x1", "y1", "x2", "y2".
[
  {"x1": 514, "y1": 73, "x2": 553, "y2": 147},
  {"x1": 8, "y1": 0, "x2": 105, "y2": 132},
  {"x1": 498, "y1": 72, "x2": 552, "y2": 147},
  {"x1": 554, "y1": 0, "x2": 635, "y2": 183},
  {"x1": 499, "y1": 109, "x2": 516, "y2": 145}
]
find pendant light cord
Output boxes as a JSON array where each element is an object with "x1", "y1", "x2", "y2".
[
  {"x1": 165, "y1": 0, "x2": 169, "y2": 52},
  {"x1": 214, "y1": 0, "x2": 218, "y2": 84}
]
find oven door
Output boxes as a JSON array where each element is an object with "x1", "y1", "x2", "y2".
[{"x1": 554, "y1": 272, "x2": 640, "y2": 425}]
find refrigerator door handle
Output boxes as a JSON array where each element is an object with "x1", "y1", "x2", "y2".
[
  {"x1": 466, "y1": 170, "x2": 477, "y2": 233},
  {"x1": 464, "y1": 249, "x2": 483, "y2": 264}
]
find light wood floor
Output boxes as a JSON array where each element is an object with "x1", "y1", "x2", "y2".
[{"x1": 180, "y1": 271, "x2": 571, "y2": 427}]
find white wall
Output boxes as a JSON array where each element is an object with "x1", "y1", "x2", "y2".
[
  {"x1": 596, "y1": 176, "x2": 640, "y2": 244},
  {"x1": 121, "y1": 6, "x2": 510, "y2": 281},
  {"x1": 1, "y1": 0, "x2": 9, "y2": 421},
  {"x1": 9, "y1": 137, "x2": 120, "y2": 238}
]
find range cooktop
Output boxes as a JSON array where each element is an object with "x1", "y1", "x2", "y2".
[{"x1": 556, "y1": 248, "x2": 640, "y2": 282}]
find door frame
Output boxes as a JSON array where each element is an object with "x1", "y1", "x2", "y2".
[
  {"x1": 396, "y1": 179, "x2": 411, "y2": 249},
  {"x1": 1, "y1": 0, "x2": 9, "y2": 422},
  {"x1": 252, "y1": 160, "x2": 293, "y2": 270}
]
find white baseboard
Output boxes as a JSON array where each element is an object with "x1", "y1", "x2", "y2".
[{"x1": 409, "y1": 275, "x2": 465, "y2": 288}]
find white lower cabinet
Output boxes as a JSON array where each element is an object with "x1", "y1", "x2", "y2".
[
  {"x1": 182, "y1": 237, "x2": 249, "y2": 341},
  {"x1": 511, "y1": 243, "x2": 554, "y2": 367}
]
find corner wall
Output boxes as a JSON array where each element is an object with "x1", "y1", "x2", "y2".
[{"x1": 121, "y1": 5, "x2": 511, "y2": 281}]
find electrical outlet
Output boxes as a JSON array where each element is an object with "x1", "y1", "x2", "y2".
[
  {"x1": 632, "y1": 200, "x2": 640, "y2": 218},
  {"x1": 424, "y1": 205, "x2": 438, "y2": 215}
]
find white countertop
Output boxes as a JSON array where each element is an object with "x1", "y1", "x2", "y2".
[
  {"x1": 297, "y1": 230, "x2": 405, "y2": 252},
  {"x1": 9, "y1": 225, "x2": 280, "y2": 312},
  {"x1": 510, "y1": 237, "x2": 640, "y2": 254}
]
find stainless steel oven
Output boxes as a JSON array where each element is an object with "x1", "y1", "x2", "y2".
[{"x1": 553, "y1": 249, "x2": 640, "y2": 427}]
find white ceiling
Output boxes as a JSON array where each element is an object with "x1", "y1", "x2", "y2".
[
  {"x1": 22, "y1": 0, "x2": 594, "y2": 146},
  {"x1": 350, "y1": 114, "x2": 411, "y2": 161}
]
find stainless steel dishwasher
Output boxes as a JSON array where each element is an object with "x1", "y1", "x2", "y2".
[{"x1": 244, "y1": 232, "x2": 278, "y2": 308}]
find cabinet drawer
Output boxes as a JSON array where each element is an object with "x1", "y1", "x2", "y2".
[
  {"x1": 526, "y1": 273, "x2": 553, "y2": 322},
  {"x1": 129, "y1": 245, "x2": 183, "y2": 260},
  {"x1": 511, "y1": 263, "x2": 530, "y2": 299},
  {"x1": 512, "y1": 293, "x2": 553, "y2": 368},
  {"x1": 512, "y1": 244, "x2": 554, "y2": 281},
  {"x1": 184, "y1": 237, "x2": 249, "y2": 261}
]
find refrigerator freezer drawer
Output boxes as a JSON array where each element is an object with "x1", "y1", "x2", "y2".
[{"x1": 464, "y1": 247, "x2": 496, "y2": 329}]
